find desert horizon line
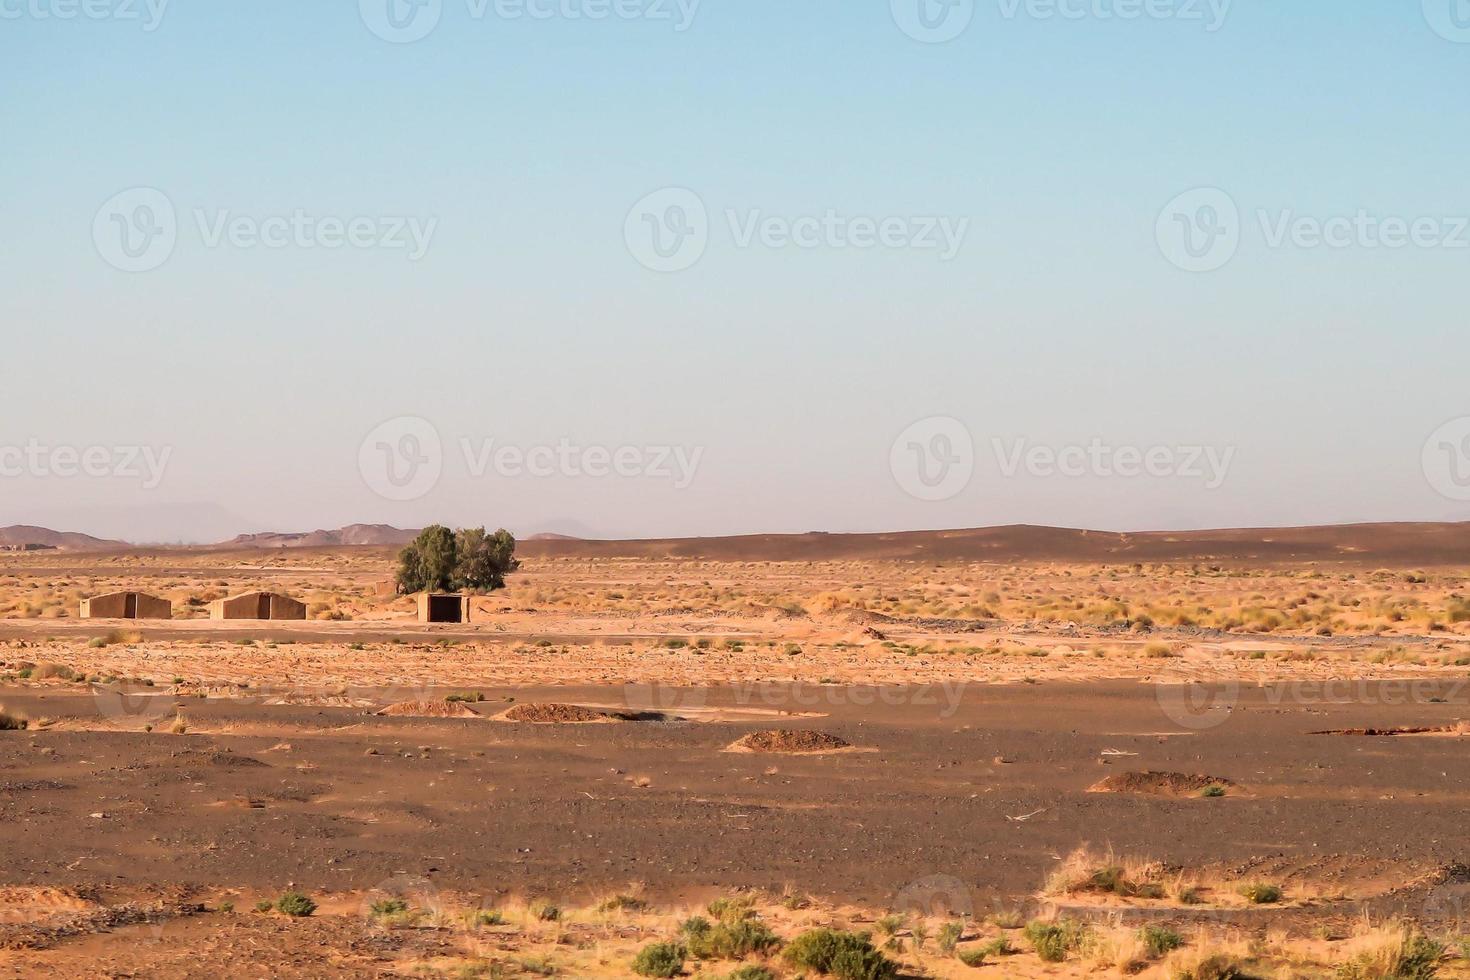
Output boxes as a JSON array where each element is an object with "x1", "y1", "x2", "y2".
[{"x1": 5, "y1": 516, "x2": 1470, "y2": 550}]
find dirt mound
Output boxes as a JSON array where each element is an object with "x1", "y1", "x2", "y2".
[
  {"x1": 1310, "y1": 724, "x2": 1470, "y2": 736},
  {"x1": 167, "y1": 750, "x2": 268, "y2": 769},
  {"x1": 830, "y1": 608, "x2": 896, "y2": 626},
  {"x1": 497, "y1": 702, "x2": 671, "y2": 723},
  {"x1": 503, "y1": 702, "x2": 608, "y2": 723},
  {"x1": 731, "y1": 729, "x2": 853, "y2": 753},
  {"x1": 1089, "y1": 771, "x2": 1234, "y2": 796},
  {"x1": 264, "y1": 694, "x2": 376, "y2": 708},
  {"x1": 0, "y1": 886, "x2": 97, "y2": 915},
  {"x1": 757, "y1": 605, "x2": 810, "y2": 622},
  {"x1": 376, "y1": 700, "x2": 483, "y2": 719}
]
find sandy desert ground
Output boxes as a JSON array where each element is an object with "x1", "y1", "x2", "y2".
[{"x1": 3, "y1": 529, "x2": 1470, "y2": 977}]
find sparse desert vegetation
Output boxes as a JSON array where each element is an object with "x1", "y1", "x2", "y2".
[{"x1": 3, "y1": 540, "x2": 1470, "y2": 975}]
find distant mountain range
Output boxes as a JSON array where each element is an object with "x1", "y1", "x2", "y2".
[
  {"x1": 3, "y1": 521, "x2": 1468, "y2": 563},
  {"x1": 517, "y1": 521, "x2": 1470, "y2": 564},
  {"x1": 214, "y1": 526, "x2": 586, "y2": 549},
  {"x1": 0, "y1": 523, "x2": 590, "y2": 552},
  {"x1": 216, "y1": 524, "x2": 422, "y2": 549},
  {"x1": 0, "y1": 525, "x2": 127, "y2": 552}
]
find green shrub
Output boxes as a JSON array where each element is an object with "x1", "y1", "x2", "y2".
[
  {"x1": 681, "y1": 915, "x2": 779, "y2": 960},
  {"x1": 1335, "y1": 932, "x2": 1442, "y2": 980},
  {"x1": 1175, "y1": 955, "x2": 1249, "y2": 980},
  {"x1": 937, "y1": 921, "x2": 964, "y2": 955},
  {"x1": 874, "y1": 914, "x2": 905, "y2": 938},
  {"x1": 784, "y1": 929, "x2": 898, "y2": 980},
  {"x1": 707, "y1": 895, "x2": 756, "y2": 924},
  {"x1": 1024, "y1": 922, "x2": 1068, "y2": 962},
  {"x1": 1140, "y1": 924, "x2": 1184, "y2": 958},
  {"x1": 597, "y1": 893, "x2": 647, "y2": 913},
  {"x1": 721, "y1": 967, "x2": 776, "y2": 980},
  {"x1": 982, "y1": 936, "x2": 1014, "y2": 957},
  {"x1": 1238, "y1": 883, "x2": 1282, "y2": 905},
  {"x1": 1200, "y1": 785, "x2": 1226, "y2": 798},
  {"x1": 956, "y1": 946, "x2": 987, "y2": 967},
  {"x1": 275, "y1": 892, "x2": 317, "y2": 917},
  {"x1": 369, "y1": 898, "x2": 409, "y2": 917},
  {"x1": 1023, "y1": 920, "x2": 1088, "y2": 963},
  {"x1": 518, "y1": 955, "x2": 558, "y2": 977},
  {"x1": 631, "y1": 942, "x2": 685, "y2": 978},
  {"x1": 988, "y1": 909, "x2": 1024, "y2": 930}
]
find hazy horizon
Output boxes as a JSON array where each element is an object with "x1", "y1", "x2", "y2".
[
  {"x1": 7, "y1": 2, "x2": 1470, "y2": 543},
  {"x1": 9, "y1": 513, "x2": 1470, "y2": 549}
]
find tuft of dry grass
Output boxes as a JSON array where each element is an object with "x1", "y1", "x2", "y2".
[
  {"x1": 1333, "y1": 919, "x2": 1443, "y2": 980},
  {"x1": 1080, "y1": 925, "x2": 1151, "y2": 973},
  {"x1": 1042, "y1": 847, "x2": 1167, "y2": 899},
  {"x1": 1164, "y1": 931, "x2": 1255, "y2": 980}
]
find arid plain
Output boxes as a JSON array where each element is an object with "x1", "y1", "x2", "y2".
[{"x1": 3, "y1": 524, "x2": 1470, "y2": 978}]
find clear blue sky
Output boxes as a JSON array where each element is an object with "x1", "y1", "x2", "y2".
[{"x1": 3, "y1": 1, "x2": 1467, "y2": 542}]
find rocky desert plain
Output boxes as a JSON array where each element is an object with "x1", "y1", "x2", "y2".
[{"x1": 4, "y1": 522, "x2": 1470, "y2": 978}]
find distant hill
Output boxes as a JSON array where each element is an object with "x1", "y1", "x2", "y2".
[
  {"x1": 517, "y1": 522, "x2": 1470, "y2": 565},
  {"x1": 218, "y1": 524, "x2": 420, "y2": 549},
  {"x1": 0, "y1": 525, "x2": 127, "y2": 552},
  {"x1": 10, "y1": 520, "x2": 1470, "y2": 565}
]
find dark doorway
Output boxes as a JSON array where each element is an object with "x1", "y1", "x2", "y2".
[{"x1": 426, "y1": 595, "x2": 465, "y2": 623}]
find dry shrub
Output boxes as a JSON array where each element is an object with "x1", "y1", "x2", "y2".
[
  {"x1": 1043, "y1": 847, "x2": 1166, "y2": 899},
  {"x1": 1165, "y1": 932, "x2": 1254, "y2": 980},
  {"x1": 1081, "y1": 925, "x2": 1151, "y2": 973},
  {"x1": 1334, "y1": 920, "x2": 1442, "y2": 979}
]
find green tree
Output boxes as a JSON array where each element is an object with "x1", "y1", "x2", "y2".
[
  {"x1": 395, "y1": 525, "x2": 459, "y2": 594},
  {"x1": 455, "y1": 527, "x2": 519, "y2": 592},
  {"x1": 396, "y1": 525, "x2": 519, "y2": 594}
]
